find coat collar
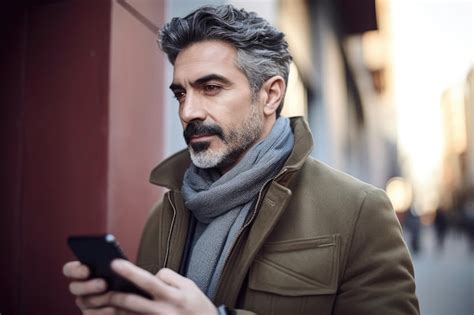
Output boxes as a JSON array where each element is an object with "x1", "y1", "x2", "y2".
[{"x1": 149, "y1": 116, "x2": 314, "y2": 190}]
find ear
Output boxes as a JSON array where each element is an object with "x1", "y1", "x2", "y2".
[{"x1": 260, "y1": 76, "x2": 286, "y2": 116}]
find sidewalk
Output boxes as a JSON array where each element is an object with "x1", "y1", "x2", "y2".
[{"x1": 407, "y1": 226, "x2": 474, "y2": 315}]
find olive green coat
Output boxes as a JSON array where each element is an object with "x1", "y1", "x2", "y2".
[{"x1": 137, "y1": 117, "x2": 419, "y2": 315}]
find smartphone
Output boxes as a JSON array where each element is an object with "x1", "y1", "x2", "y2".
[{"x1": 67, "y1": 234, "x2": 152, "y2": 299}]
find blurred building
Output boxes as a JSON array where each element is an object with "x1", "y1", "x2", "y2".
[
  {"x1": 464, "y1": 68, "x2": 474, "y2": 200},
  {"x1": 440, "y1": 68, "x2": 474, "y2": 211},
  {"x1": 440, "y1": 85, "x2": 468, "y2": 209}
]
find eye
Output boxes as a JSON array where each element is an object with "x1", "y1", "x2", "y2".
[
  {"x1": 173, "y1": 90, "x2": 186, "y2": 102},
  {"x1": 203, "y1": 84, "x2": 222, "y2": 95}
]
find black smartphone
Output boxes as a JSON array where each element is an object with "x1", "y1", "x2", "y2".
[{"x1": 67, "y1": 234, "x2": 152, "y2": 299}]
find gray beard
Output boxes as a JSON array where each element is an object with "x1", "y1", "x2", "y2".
[
  {"x1": 189, "y1": 104, "x2": 262, "y2": 169},
  {"x1": 190, "y1": 147, "x2": 226, "y2": 169}
]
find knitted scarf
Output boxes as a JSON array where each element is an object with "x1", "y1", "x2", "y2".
[{"x1": 181, "y1": 117, "x2": 294, "y2": 299}]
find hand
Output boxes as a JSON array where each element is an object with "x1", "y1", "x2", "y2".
[
  {"x1": 70, "y1": 259, "x2": 218, "y2": 315},
  {"x1": 62, "y1": 261, "x2": 108, "y2": 309}
]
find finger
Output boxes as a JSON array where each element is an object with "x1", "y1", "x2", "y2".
[
  {"x1": 156, "y1": 268, "x2": 194, "y2": 289},
  {"x1": 111, "y1": 259, "x2": 178, "y2": 300},
  {"x1": 107, "y1": 291, "x2": 159, "y2": 314},
  {"x1": 69, "y1": 278, "x2": 107, "y2": 296},
  {"x1": 75, "y1": 297, "x2": 117, "y2": 312},
  {"x1": 83, "y1": 307, "x2": 116, "y2": 315},
  {"x1": 77, "y1": 292, "x2": 113, "y2": 309},
  {"x1": 116, "y1": 309, "x2": 142, "y2": 315},
  {"x1": 81, "y1": 292, "x2": 154, "y2": 314},
  {"x1": 82, "y1": 307, "x2": 142, "y2": 315},
  {"x1": 75, "y1": 296, "x2": 88, "y2": 311},
  {"x1": 63, "y1": 261, "x2": 90, "y2": 279}
]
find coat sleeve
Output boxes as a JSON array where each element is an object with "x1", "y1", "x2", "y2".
[{"x1": 333, "y1": 188, "x2": 420, "y2": 315}]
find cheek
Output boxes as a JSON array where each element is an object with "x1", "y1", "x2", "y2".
[
  {"x1": 218, "y1": 98, "x2": 253, "y2": 121},
  {"x1": 180, "y1": 122, "x2": 187, "y2": 136},
  {"x1": 178, "y1": 106, "x2": 186, "y2": 124}
]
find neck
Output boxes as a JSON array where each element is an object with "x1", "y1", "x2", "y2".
[{"x1": 216, "y1": 142, "x2": 255, "y2": 174}]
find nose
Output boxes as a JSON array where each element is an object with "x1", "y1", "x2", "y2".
[{"x1": 180, "y1": 91, "x2": 207, "y2": 124}]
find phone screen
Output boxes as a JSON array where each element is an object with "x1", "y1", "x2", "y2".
[{"x1": 67, "y1": 234, "x2": 152, "y2": 299}]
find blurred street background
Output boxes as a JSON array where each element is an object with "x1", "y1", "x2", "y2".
[
  {"x1": 1, "y1": 0, "x2": 473, "y2": 314},
  {"x1": 410, "y1": 225, "x2": 474, "y2": 315}
]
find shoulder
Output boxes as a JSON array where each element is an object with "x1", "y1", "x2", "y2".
[
  {"x1": 279, "y1": 156, "x2": 395, "y2": 240},
  {"x1": 299, "y1": 157, "x2": 375, "y2": 194},
  {"x1": 292, "y1": 157, "x2": 387, "y2": 212}
]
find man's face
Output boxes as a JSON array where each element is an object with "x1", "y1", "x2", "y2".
[{"x1": 170, "y1": 40, "x2": 265, "y2": 170}]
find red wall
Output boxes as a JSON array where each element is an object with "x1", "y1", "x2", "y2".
[
  {"x1": 0, "y1": 1, "x2": 165, "y2": 313},
  {"x1": 108, "y1": 0, "x2": 165, "y2": 261},
  {"x1": 0, "y1": 3, "x2": 27, "y2": 314}
]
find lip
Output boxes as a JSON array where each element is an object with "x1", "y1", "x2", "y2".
[{"x1": 190, "y1": 134, "x2": 215, "y2": 142}]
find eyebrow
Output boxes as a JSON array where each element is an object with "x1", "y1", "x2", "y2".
[{"x1": 169, "y1": 73, "x2": 232, "y2": 91}]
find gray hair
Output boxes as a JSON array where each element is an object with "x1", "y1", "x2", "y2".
[{"x1": 159, "y1": 5, "x2": 292, "y2": 115}]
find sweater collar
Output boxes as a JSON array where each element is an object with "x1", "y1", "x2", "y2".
[{"x1": 149, "y1": 116, "x2": 314, "y2": 190}]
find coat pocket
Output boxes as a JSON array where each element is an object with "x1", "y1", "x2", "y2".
[{"x1": 249, "y1": 234, "x2": 340, "y2": 296}]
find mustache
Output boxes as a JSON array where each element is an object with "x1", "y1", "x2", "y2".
[{"x1": 183, "y1": 120, "x2": 224, "y2": 144}]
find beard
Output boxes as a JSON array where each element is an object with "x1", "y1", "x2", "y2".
[{"x1": 183, "y1": 104, "x2": 263, "y2": 169}]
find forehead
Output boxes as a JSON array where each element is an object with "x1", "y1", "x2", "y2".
[{"x1": 172, "y1": 40, "x2": 245, "y2": 83}]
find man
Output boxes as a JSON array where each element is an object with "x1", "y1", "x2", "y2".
[{"x1": 63, "y1": 5, "x2": 419, "y2": 315}]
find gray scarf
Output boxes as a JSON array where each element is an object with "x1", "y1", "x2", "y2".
[{"x1": 181, "y1": 117, "x2": 294, "y2": 299}]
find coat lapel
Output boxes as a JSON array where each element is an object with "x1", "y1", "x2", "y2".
[
  {"x1": 163, "y1": 191, "x2": 190, "y2": 272},
  {"x1": 214, "y1": 181, "x2": 293, "y2": 305}
]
